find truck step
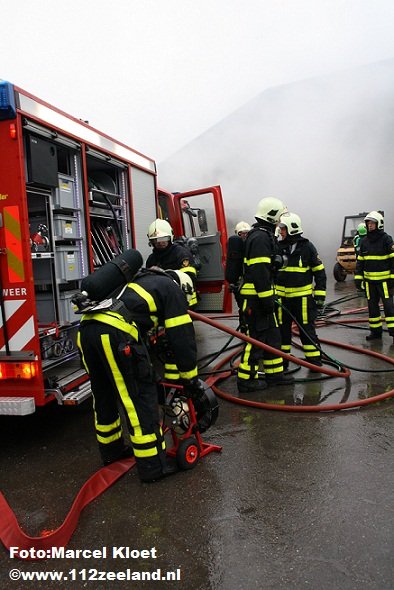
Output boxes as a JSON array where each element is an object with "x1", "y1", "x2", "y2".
[
  {"x1": 61, "y1": 382, "x2": 92, "y2": 406},
  {"x1": 55, "y1": 368, "x2": 88, "y2": 391}
]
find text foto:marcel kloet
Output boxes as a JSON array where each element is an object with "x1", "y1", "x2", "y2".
[{"x1": 9, "y1": 546, "x2": 158, "y2": 560}]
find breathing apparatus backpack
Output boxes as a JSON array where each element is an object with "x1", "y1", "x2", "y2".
[
  {"x1": 72, "y1": 248, "x2": 143, "y2": 317},
  {"x1": 173, "y1": 236, "x2": 202, "y2": 271}
]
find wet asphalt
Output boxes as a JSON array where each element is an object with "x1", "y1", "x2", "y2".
[{"x1": 1, "y1": 280, "x2": 394, "y2": 589}]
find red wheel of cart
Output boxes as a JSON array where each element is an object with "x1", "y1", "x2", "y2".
[{"x1": 176, "y1": 437, "x2": 200, "y2": 470}]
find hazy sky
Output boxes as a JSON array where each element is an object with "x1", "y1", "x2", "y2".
[{"x1": 2, "y1": 0, "x2": 394, "y2": 161}]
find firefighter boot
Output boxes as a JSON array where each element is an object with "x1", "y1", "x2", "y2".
[
  {"x1": 266, "y1": 373, "x2": 295, "y2": 387},
  {"x1": 366, "y1": 331, "x2": 382, "y2": 341},
  {"x1": 237, "y1": 378, "x2": 267, "y2": 393},
  {"x1": 102, "y1": 445, "x2": 134, "y2": 466},
  {"x1": 307, "y1": 358, "x2": 323, "y2": 371},
  {"x1": 139, "y1": 453, "x2": 178, "y2": 484}
]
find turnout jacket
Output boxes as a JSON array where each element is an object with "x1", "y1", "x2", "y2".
[
  {"x1": 121, "y1": 270, "x2": 197, "y2": 379},
  {"x1": 239, "y1": 222, "x2": 276, "y2": 305},
  {"x1": 355, "y1": 229, "x2": 394, "y2": 284},
  {"x1": 82, "y1": 270, "x2": 198, "y2": 380},
  {"x1": 276, "y1": 236, "x2": 326, "y2": 299}
]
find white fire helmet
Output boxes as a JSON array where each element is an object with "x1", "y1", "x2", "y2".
[
  {"x1": 364, "y1": 211, "x2": 384, "y2": 230},
  {"x1": 255, "y1": 197, "x2": 286, "y2": 225},
  {"x1": 279, "y1": 212, "x2": 303, "y2": 235},
  {"x1": 234, "y1": 221, "x2": 251, "y2": 236},
  {"x1": 147, "y1": 219, "x2": 174, "y2": 242},
  {"x1": 167, "y1": 269, "x2": 195, "y2": 303}
]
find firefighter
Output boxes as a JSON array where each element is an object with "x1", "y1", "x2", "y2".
[
  {"x1": 234, "y1": 221, "x2": 251, "y2": 240},
  {"x1": 237, "y1": 197, "x2": 293, "y2": 393},
  {"x1": 276, "y1": 212, "x2": 327, "y2": 367},
  {"x1": 146, "y1": 218, "x2": 198, "y2": 383},
  {"x1": 77, "y1": 254, "x2": 202, "y2": 483},
  {"x1": 146, "y1": 219, "x2": 198, "y2": 307},
  {"x1": 225, "y1": 221, "x2": 251, "y2": 325},
  {"x1": 353, "y1": 222, "x2": 367, "y2": 258},
  {"x1": 354, "y1": 211, "x2": 394, "y2": 341}
]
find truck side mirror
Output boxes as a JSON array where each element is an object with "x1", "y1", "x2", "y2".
[{"x1": 198, "y1": 209, "x2": 208, "y2": 233}]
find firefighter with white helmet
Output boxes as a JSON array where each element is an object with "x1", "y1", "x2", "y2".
[
  {"x1": 234, "y1": 221, "x2": 251, "y2": 239},
  {"x1": 225, "y1": 222, "x2": 251, "y2": 330},
  {"x1": 146, "y1": 218, "x2": 199, "y2": 384},
  {"x1": 237, "y1": 197, "x2": 292, "y2": 392},
  {"x1": 276, "y1": 212, "x2": 327, "y2": 368},
  {"x1": 76, "y1": 250, "x2": 205, "y2": 482},
  {"x1": 146, "y1": 218, "x2": 197, "y2": 307},
  {"x1": 355, "y1": 210, "x2": 394, "y2": 341},
  {"x1": 147, "y1": 219, "x2": 174, "y2": 246}
]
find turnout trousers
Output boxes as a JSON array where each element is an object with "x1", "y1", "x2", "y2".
[
  {"x1": 277, "y1": 296, "x2": 321, "y2": 364},
  {"x1": 78, "y1": 321, "x2": 167, "y2": 481},
  {"x1": 365, "y1": 281, "x2": 394, "y2": 335},
  {"x1": 237, "y1": 298, "x2": 284, "y2": 383}
]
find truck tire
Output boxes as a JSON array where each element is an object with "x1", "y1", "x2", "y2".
[{"x1": 333, "y1": 262, "x2": 347, "y2": 282}]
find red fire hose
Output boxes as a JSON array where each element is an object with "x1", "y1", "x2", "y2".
[
  {"x1": 2, "y1": 306, "x2": 392, "y2": 556},
  {"x1": 189, "y1": 309, "x2": 394, "y2": 412},
  {"x1": 0, "y1": 459, "x2": 135, "y2": 557}
]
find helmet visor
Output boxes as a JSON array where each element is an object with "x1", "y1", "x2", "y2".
[{"x1": 150, "y1": 237, "x2": 171, "y2": 245}]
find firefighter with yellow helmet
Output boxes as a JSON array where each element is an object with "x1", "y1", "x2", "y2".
[
  {"x1": 237, "y1": 197, "x2": 293, "y2": 392},
  {"x1": 276, "y1": 212, "x2": 327, "y2": 367},
  {"x1": 355, "y1": 211, "x2": 394, "y2": 341}
]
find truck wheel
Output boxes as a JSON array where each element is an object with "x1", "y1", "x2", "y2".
[
  {"x1": 333, "y1": 262, "x2": 347, "y2": 282},
  {"x1": 176, "y1": 437, "x2": 200, "y2": 470}
]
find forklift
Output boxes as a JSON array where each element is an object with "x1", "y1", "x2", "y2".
[{"x1": 333, "y1": 212, "x2": 369, "y2": 282}]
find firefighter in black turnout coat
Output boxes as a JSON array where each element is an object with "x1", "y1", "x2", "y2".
[
  {"x1": 146, "y1": 218, "x2": 198, "y2": 383},
  {"x1": 146, "y1": 218, "x2": 198, "y2": 307},
  {"x1": 354, "y1": 211, "x2": 394, "y2": 341},
  {"x1": 237, "y1": 197, "x2": 293, "y2": 393},
  {"x1": 76, "y1": 251, "x2": 200, "y2": 483},
  {"x1": 276, "y1": 212, "x2": 327, "y2": 366}
]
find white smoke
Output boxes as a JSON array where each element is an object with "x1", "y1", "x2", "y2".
[{"x1": 158, "y1": 60, "x2": 394, "y2": 277}]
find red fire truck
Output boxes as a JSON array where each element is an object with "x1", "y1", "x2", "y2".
[{"x1": 0, "y1": 80, "x2": 230, "y2": 416}]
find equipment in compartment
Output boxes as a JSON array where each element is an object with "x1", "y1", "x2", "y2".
[
  {"x1": 56, "y1": 246, "x2": 83, "y2": 282},
  {"x1": 88, "y1": 166, "x2": 125, "y2": 265},
  {"x1": 39, "y1": 324, "x2": 79, "y2": 361},
  {"x1": 54, "y1": 175, "x2": 76, "y2": 209},
  {"x1": 35, "y1": 290, "x2": 81, "y2": 324},
  {"x1": 91, "y1": 220, "x2": 122, "y2": 265},
  {"x1": 53, "y1": 214, "x2": 79, "y2": 240},
  {"x1": 26, "y1": 135, "x2": 59, "y2": 187},
  {"x1": 30, "y1": 223, "x2": 50, "y2": 252}
]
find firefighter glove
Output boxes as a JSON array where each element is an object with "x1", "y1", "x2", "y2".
[
  {"x1": 314, "y1": 296, "x2": 325, "y2": 309},
  {"x1": 354, "y1": 279, "x2": 365, "y2": 294}
]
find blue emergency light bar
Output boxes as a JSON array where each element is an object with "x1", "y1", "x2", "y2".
[{"x1": 0, "y1": 81, "x2": 16, "y2": 120}]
